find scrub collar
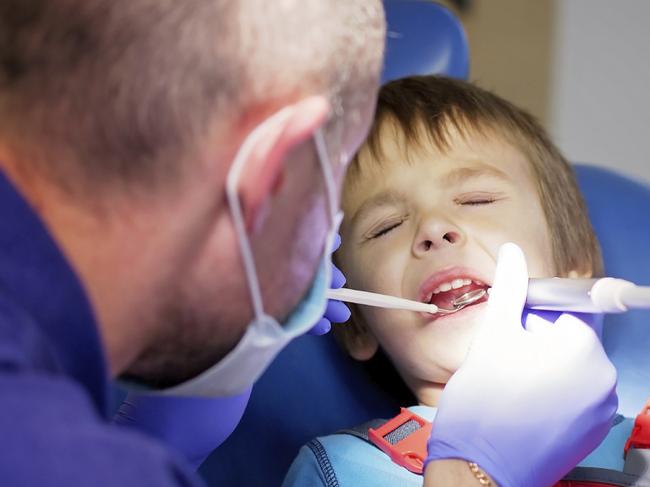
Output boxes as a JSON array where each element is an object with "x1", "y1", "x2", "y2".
[{"x1": 0, "y1": 170, "x2": 108, "y2": 415}]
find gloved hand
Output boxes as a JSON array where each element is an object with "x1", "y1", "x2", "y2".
[
  {"x1": 308, "y1": 233, "x2": 351, "y2": 335},
  {"x1": 426, "y1": 243, "x2": 618, "y2": 487},
  {"x1": 114, "y1": 387, "x2": 252, "y2": 469}
]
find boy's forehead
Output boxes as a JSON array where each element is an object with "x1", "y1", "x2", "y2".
[
  {"x1": 356, "y1": 116, "x2": 499, "y2": 173},
  {"x1": 343, "y1": 118, "x2": 537, "y2": 216},
  {"x1": 344, "y1": 118, "x2": 434, "y2": 197},
  {"x1": 350, "y1": 117, "x2": 515, "y2": 186}
]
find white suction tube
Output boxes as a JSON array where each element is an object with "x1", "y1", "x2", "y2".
[
  {"x1": 526, "y1": 277, "x2": 648, "y2": 313},
  {"x1": 326, "y1": 278, "x2": 650, "y2": 316}
]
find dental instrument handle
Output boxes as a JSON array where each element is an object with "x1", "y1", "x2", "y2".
[
  {"x1": 526, "y1": 277, "x2": 637, "y2": 313},
  {"x1": 619, "y1": 285, "x2": 650, "y2": 309},
  {"x1": 326, "y1": 288, "x2": 439, "y2": 314}
]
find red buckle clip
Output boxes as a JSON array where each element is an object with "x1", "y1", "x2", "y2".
[
  {"x1": 625, "y1": 400, "x2": 650, "y2": 456},
  {"x1": 368, "y1": 408, "x2": 432, "y2": 474}
]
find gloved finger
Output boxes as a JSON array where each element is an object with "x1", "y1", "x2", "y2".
[
  {"x1": 324, "y1": 299, "x2": 351, "y2": 323},
  {"x1": 488, "y1": 243, "x2": 529, "y2": 318},
  {"x1": 557, "y1": 318, "x2": 615, "y2": 394},
  {"x1": 330, "y1": 264, "x2": 346, "y2": 289},
  {"x1": 568, "y1": 312, "x2": 601, "y2": 332},
  {"x1": 553, "y1": 313, "x2": 617, "y2": 386},
  {"x1": 307, "y1": 317, "x2": 332, "y2": 336},
  {"x1": 602, "y1": 388, "x2": 619, "y2": 425},
  {"x1": 523, "y1": 313, "x2": 554, "y2": 334},
  {"x1": 331, "y1": 233, "x2": 342, "y2": 253},
  {"x1": 477, "y1": 243, "x2": 529, "y2": 342},
  {"x1": 522, "y1": 309, "x2": 561, "y2": 333},
  {"x1": 553, "y1": 312, "x2": 600, "y2": 342}
]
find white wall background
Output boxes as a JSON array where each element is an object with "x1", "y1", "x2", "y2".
[{"x1": 550, "y1": 0, "x2": 650, "y2": 184}]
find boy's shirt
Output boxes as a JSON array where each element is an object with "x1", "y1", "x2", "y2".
[{"x1": 282, "y1": 406, "x2": 634, "y2": 487}]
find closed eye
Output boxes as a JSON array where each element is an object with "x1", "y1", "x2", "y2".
[
  {"x1": 368, "y1": 220, "x2": 404, "y2": 239},
  {"x1": 460, "y1": 198, "x2": 496, "y2": 206},
  {"x1": 455, "y1": 193, "x2": 502, "y2": 206}
]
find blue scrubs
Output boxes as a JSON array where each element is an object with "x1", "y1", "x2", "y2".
[{"x1": 0, "y1": 172, "x2": 202, "y2": 486}]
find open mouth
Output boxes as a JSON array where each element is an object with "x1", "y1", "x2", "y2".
[{"x1": 422, "y1": 278, "x2": 490, "y2": 312}]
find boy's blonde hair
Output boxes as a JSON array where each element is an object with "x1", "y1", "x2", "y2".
[{"x1": 344, "y1": 75, "x2": 603, "y2": 277}]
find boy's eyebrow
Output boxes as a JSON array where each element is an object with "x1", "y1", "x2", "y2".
[
  {"x1": 351, "y1": 190, "x2": 406, "y2": 227},
  {"x1": 441, "y1": 164, "x2": 511, "y2": 186}
]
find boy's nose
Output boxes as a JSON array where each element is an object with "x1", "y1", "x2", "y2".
[{"x1": 412, "y1": 218, "x2": 465, "y2": 256}]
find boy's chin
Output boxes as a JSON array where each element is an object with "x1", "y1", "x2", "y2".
[{"x1": 431, "y1": 312, "x2": 487, "y2": 378}]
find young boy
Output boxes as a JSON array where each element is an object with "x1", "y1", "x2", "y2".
[{"x1": 283, "y1": 76, "x2": 640, "y2": 486}]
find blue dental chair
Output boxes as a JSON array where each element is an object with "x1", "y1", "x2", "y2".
[
  {"x1": 381, "y1": 0, "x2": 469, "y2": 83},
  {"x1": 199, "y1": 3, "x2": 650, "y2": 485},
  {"x1": 574, "y1": 165, "x2": 650, "y2": 417}
]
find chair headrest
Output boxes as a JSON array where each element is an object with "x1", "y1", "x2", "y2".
[{"x1": 382, "y1": 0, "x2": 469, "y2": 83}]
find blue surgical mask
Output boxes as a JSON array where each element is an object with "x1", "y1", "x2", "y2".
[{"x1": 159, "y1": 109, "x2": 342, "y2": 397}]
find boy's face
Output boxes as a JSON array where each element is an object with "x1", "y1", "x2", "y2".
[{"x1": 338, "y1": 122, "x2": 556, "y2": 405}]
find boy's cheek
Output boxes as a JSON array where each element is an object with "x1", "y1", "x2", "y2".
[{"x1": 354, "y1": 252, "x2": 402, "y2": 291}]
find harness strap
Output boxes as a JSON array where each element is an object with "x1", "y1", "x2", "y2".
[
  {"x1": 558, "y1": 467, "x2": 643, "y2": 486},
  {"x1": 338, "y1": 408, "x2": 650, "y2": 486},
  {"x1": 337, "y1": 419, "x2": 387, "y2": 442},
  {"x1": 624, "y1": 449, "x2": 650, "y2": 477}
]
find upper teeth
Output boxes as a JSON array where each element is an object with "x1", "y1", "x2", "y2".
[
  {"x1": 424, "y1": 279, "x2": 483, "y2": 302},
  {"x1": 435, "y1": 278, "x2": 472, "y2": 294}
]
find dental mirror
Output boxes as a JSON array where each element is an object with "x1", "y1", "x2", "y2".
[{"x1": 450, "y1": 288, "x2": 488, "y2": 310}]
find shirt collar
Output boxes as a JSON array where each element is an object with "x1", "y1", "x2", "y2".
[{"x1": 0, "y1": 170, "x2": 109, "y2": 415}]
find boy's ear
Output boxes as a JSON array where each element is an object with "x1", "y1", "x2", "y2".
[
  {"x1": 235, "y1": 96, "x2": 330, "y2": 233},
  {"x1": 337, "y1": 305, "x2": 379, "y2": 361}
]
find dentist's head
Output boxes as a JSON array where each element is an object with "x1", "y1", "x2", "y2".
[{"x1": 0, "y1": 0, "x2": 385, "y2": 390}]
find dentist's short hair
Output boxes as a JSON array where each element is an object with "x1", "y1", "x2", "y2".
[
  {"x1": 346, "y1": 75, "x2": 603, "y2": 278},
  {"x1": 0, "y1": 0, "x2": 384, "y2": 197}
]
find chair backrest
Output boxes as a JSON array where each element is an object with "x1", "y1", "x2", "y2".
[
  {"x1": 574, "y1": 164, "x2": 650, "y2": 417},
  {"x1": 198, "y1": 2, "x2": 470, "y2": 485}
]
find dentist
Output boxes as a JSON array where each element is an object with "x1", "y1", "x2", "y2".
[{"x1": 0, "y1": 1, "x2": 615, "y2": 486}]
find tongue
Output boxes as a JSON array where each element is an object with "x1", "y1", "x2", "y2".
[{"x1": 430, "y1": 282, "x2": 485, "y2": 310}]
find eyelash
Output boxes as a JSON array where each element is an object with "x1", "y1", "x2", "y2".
[
  {"x1": 369, "y1": 220, "x2": 404, "y2": 239},
  {"x1": 456, "y1": 196, "x2": 498, "y2": 206}
]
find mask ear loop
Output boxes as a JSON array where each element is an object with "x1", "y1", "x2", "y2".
[
  {"x1": 225, "y1": 109, "x2": 292, "y2": 320},
  {"x1": 313, "y1": 129, "x2": 339, "y2": 228}
]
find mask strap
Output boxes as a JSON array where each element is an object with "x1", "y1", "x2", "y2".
[
  {"x1": 226, "y1": 116, "x2": 337, "y2": 322},
  {"x1": 313, "y1": 129, "x2": 338, "y2": 227},
  {"x1": 225, "y1": 110, "x2": 292, "y2": 319}
]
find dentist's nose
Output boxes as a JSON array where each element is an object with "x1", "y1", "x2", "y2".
[{"x1": 412, "y1": 215, "x2": 465, "y2": 256}]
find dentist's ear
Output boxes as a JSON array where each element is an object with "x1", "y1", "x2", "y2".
[{"x1": 235, "y1": 96, "x2": 330, "y2": 233}]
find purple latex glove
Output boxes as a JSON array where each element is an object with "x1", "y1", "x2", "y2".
[
  {"x1": 308, "y1": 233, "x2": 351, "y2": 335},
  {"x1": 426, "y1": 243, "x2": 618, "y2": 487},
  {"x1": 114, "y1": 387, "x2": 251, "y2": 469}
]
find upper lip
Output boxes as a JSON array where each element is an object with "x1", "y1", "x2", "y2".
[{"x1": 418, "y1": 266, "x2": 492, "y2": 303}]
